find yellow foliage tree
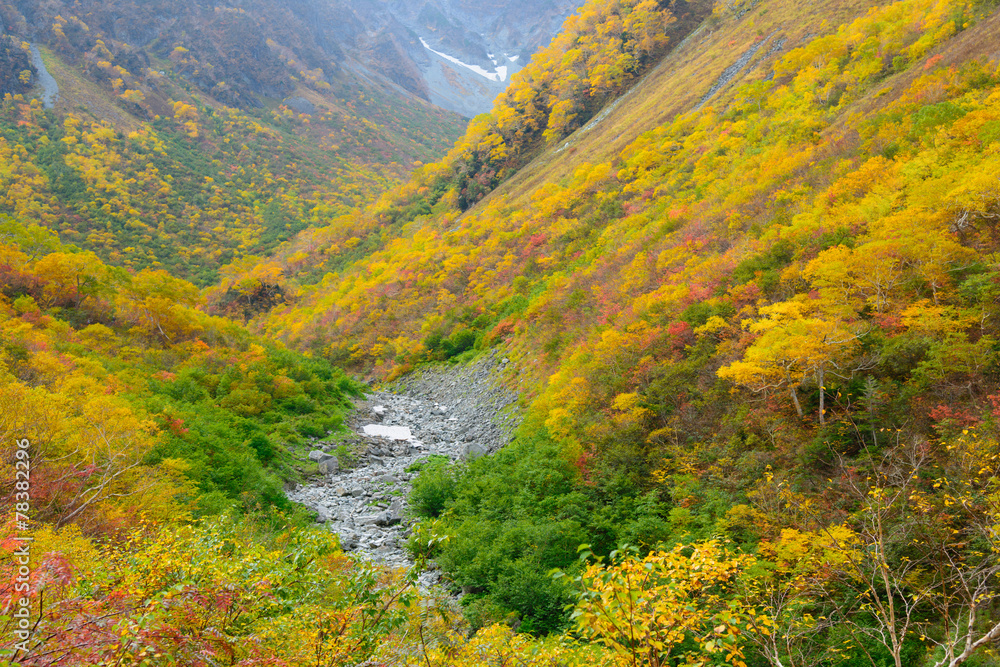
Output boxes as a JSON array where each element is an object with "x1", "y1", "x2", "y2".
[
  {"x1": 32, "y1": 250, "x2": 108, "y2": 308},
  {"x1": 564, "y1": 541, "x2": 754, "y2": 667},
  {"x1": 718, "y1": 296, "x2": 869, "y2": 423}
]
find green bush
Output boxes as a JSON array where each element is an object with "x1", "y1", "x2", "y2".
[
  {"x1": 409, "y1": 459, "x2": 456, "y2": 518},
  {"x1": 280, "y1": 395, "x2": 315, "y2": 414},
  {"x1": 405, "y1": 454, "x2": 451, "y2": 473},
  {"x1": 219, "y1": 388, "x2": 272, "y2": 415},
  {"x1": 142, "y1": 343, "x2": 360, "y2": 520},
  {"x1": 443, "y1": 329, "x2": 476, "y2": 357},
  {"x1": 494, "y1": 559, "x2": 572, "y2": 635}
]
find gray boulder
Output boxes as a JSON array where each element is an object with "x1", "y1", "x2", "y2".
[
  {"x1": 318, "y1": 457, "x2": 339, "y2": 474},
  {"x1": 284, "y1": 96, "x2": 316, "y2": 115},
  {"x1": 338, "y1": 531, "x2": 359, "y2": 550},
  {"x1": 461, "y1": 442, "x2": 487, "y2": 461},
  {"x1": 375, "y1": 509, "x2": 401, "y2": 526},
  {"x1": 388, "y1": 498, "x2": 404, "y2": 524}
]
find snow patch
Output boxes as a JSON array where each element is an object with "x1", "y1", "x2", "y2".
[
  {"x1": 420, "y1": 37, "x2": 508, "y2": 82},
  {"x1": 508, "y1": 54, "x2": 520, "y2": 62},
  {"x1": 363, "y1": 424, "x2": 413, "y2": 441}
]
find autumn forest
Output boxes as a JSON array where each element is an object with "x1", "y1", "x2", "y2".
[{"x1": 3, "y1": 0, "x2": 1000, "y2": 663}]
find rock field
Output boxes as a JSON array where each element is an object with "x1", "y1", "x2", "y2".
[{"x1": 286, "y1": 350, "x2": 520, "y2": 585}]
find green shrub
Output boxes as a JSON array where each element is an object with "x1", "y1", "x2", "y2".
[
  {"x1": 493, "y1": 559, "x2": 572, "y2": 635},
  {"x1": 409, "y1": 459, "x2": 456, "y2": 518},
  {"x1": 219, "y1": 388, "x2": 272, "y2": 416},
  {"x1": 405, "y1": 454, "x2": 451, "y2": 473},
  {"x1": 280, "y1": 395, "x2": 315, "y2": 414}
]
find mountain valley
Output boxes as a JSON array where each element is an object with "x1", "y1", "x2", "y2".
[{"x1": 4, "y1": 0, "x2": 1000, "y2": 664}]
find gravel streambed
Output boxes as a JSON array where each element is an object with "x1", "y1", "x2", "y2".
[{"x1": 286, "y1": 350, "x2": 520, "y2": 585}]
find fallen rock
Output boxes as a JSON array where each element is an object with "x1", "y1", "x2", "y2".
[
  {"x1": 389, "y1": 498, "x2": 405, "y2": 524},
  {"x1": 376, "y1": 509, "x2": 402, "y2": 527},
  {"x1": 461, "y1": 442, "x2": 487, "y2": 461}
]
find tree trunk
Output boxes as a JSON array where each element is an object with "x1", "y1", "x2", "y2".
[
  {"x1": 784, "y1": 369, "x2": 804, "y2": 418},
  {"x1": 789, "y1": 385, "x2": 803, "y2": 419},
  {"x1": 817, "y1": 366, "x2": 825, "y2": 425}
]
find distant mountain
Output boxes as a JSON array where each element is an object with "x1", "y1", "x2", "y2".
[
  {"x1": 2, "y1": 0, "x2": 584, "y2": 116},
  {"x1": 0, "y1": 0, "x2": 471, "y2": 286},
  {"x1": 373, "y1": 0, "x2": 587, "y2": 115}
]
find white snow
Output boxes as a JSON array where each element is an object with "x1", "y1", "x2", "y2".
[
  {"x1": 363, "y1": 424, "x2": 413, "y2": 441},
  {"x1": 419, "y1": 37, "x2": 508, "y2": 82},
  {"x1": 508, "y1": 54, "x2": 520, "y2": 62}
]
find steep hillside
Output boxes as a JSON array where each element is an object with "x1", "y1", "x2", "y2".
[
  {"x1": 232, "y1": 0, "x2": 706, "y2": 309},
  {"x1": 0, "y1": 27, "x2": 465, "y2": 286},
  {"x1": 253, "y1": 0, "x2": 1000, "y2": 644},
  {"x1": 0, "y1": 34, "x2": 33, "y2": 95}
]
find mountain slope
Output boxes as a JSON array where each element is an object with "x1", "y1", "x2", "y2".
[
  {"x1": 3, "y1": 0, "x2": 587, "y2": 117},
  {"x1": 230, "y1": 0, "x2": 707, "y2": 311},
  {"x1": 249, "y1": 0, "x2": 1000, "y2": 636},
  {"x1": 0, "y1": 0, "x2": 599, "y2": 285},
  {"x1": 0, "y1": 5, "x2": 467, "y2": 285}
]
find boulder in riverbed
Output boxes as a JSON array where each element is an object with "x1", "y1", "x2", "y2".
[{"x1": 461, "y1": 442, "x2": 487, "y2": 461}]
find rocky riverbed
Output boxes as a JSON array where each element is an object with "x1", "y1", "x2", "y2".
[
  {"x1": 30, "y1": 45, "x2": 59, "y2": 109},
  {"x1": 286, "y1": 350, "x2": 520, "y2": 585}
]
